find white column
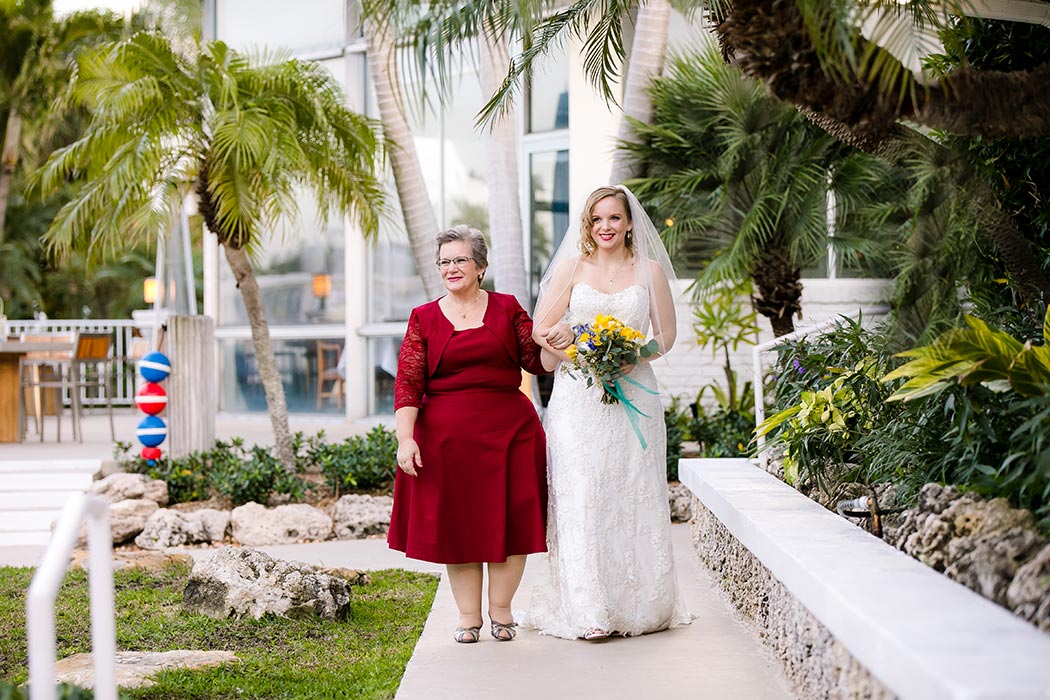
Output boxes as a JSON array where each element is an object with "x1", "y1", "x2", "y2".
[
  {"x1": 567, "y1": 35, "x2": 622, "y2": 207},
  {"x1": 345, "y1": 218, "x2": 369, "y2": 419}
]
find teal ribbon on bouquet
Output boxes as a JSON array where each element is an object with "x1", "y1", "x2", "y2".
[{"x1": 603, "y1": 373, "x2": 659, "y2": 450}]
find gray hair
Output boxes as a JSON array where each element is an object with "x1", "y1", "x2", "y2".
[{"x1": 435, "y1": 224, "x2": 488, "y2": 269}]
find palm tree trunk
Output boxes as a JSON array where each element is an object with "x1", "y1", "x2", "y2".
[
  {"x1": 480, "y1": 33, "x2": 528, "y2": 307},
  {"x1": 610, "y1": 0, "x2": 670, "y2": 184},
  {"x1": 0, "y1": 110, "x2": 23, "y2": 245},
  {"x1": 365, "y1": 19, "x2": 444, "y2": 300},
  {"x1": 223, "y1": 245, "x2": 296, "y2": 470},
  {"x1": 751, "y1": 247, "x2": 802, "y2": 337}
]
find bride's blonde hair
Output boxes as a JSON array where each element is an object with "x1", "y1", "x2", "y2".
[{"x1": 579, "y1": 186, "x2": 635, "y2": 256}]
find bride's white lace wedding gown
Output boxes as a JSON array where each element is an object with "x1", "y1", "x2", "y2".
[{"x1": 523, "y1": 283, "x2": 691, "y2": 639}]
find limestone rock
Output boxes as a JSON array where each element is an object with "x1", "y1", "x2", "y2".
[
  {"x1": 667, "y1": 482, "x2": 693, "y2": 523},
  {"x1": 134, "y1": 509, "x2": 210, "y2": 549},
  {"x1": 182, "y1": 546, "x2": 351, "y2": 620},
  {"x1": 231, "y1": 502, "x2": 332, "y2": 545},
  {"x1": 946, "y1": 527, "x2": 1046, "y2": 605},
  {"x1": 1007, "y1": 543, "x2": 1050, "y2": 632},
  {"x1": 90, "y1": 472, "x2": 169, "y2": 506},
  {"x1": 70, "y1": 550, "x2": 193, "y2": 573},
  {"x1": 887, "y1": 483, "x2": 962, "y2": 551},
  {"x1": 195, "y1": 508, "x2": 231, "y2": 542},
  {"x1": 54, "y1": 650, "x2": 237, "y2": 689},
  {"x1": 331, "y1": 494, "x2": 392, "y2": 539},
  {"x1": 108, "y1": 498, "x2": 159, "y2": 544}
]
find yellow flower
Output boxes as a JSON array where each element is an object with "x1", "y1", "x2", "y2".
[
  {"x1": 579, "y1": 332, "x2": 590, "y2": 343},
  {"x1": 566, "y1": 345, "x2": 578, "y2": 360}
]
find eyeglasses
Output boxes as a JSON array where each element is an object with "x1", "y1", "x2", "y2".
[{"x1": 436, "y1": 256, "x2": 474, "y2": 270}]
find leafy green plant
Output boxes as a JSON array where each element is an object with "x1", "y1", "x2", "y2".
[
  {"x1": 118, "y1": 435, "x2": 311, "y2": 506},
  {"x1": 758, "y1": 357, "x2": 884, "y2": 486},
  {"x1": 688, "y1": 280, "x2": 760, "y2": 460},
  {"x1": 310, "y1": 426, "x2": 398, "y2": 495},
  {"x1": 884, "y1": 307, "x2": 1050, "y2": 401},
  {"x1": 692, "y1": 280, "x2": 760, "y2": 413},
  {"x1": 756, "y1": 317, "x2": 898, "y2": 486},
  {"x1": 691, "y1": 405, "x2": 755, "y2": 460},
  {"x1": 664, "y1": 398, "x2": 691, "y2": 482}
]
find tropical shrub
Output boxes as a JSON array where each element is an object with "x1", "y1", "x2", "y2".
[
  {"x1": 758, "y1": 310, "x2": 1050, "y2": 529},
  {"x1": 308, "y1": 425, "x2": 398, "y2": 495},
  {"x1": 664, "y1": 398, "x2": 691, "y2": 482},
  {"x1": 689, "y1": 280, "x2": 759, "y2": 460},
  {"x1": 119, "y1": 427, "x2": 400, "y2": 504},
  {"x1": 119, "y1": 434, "x2": 314, "y2": 505}
]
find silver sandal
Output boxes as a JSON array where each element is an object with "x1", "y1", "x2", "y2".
[
  {"x1": 490, "y1": 619, "x2": 518, "y2": 641},
  {"x1": 454, "y1": 626, "x2": 481, "y2": 643}
]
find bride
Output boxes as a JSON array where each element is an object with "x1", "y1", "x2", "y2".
[{"x1": 523, "y1": 185, "x2": 691, "y2": 640}]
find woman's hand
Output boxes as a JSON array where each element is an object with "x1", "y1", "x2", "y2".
[
  {"x1": 540, "y1": 322, "x2": 574, "y2": 350},
  {"x1": 396, "y1": 438, "x2": 422, "y2": 477}
]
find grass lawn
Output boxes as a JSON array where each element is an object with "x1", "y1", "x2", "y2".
[{"x1": 0, "y1": 562, "x2": 438, "y2": 699}]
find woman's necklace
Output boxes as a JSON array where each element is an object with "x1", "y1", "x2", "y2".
[
  {"x1": 451, "y1": 289, "x2": 482, "y2": 319},
  {"x1": 604, "y1": 257, "x2": 633, "y2": 287}
]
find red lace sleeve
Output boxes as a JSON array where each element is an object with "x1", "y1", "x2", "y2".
[
  {"x1": 394, "y1": 309, "x2": 426, "y2": 410},
  {"x1": 512, "y1": 301, "x2": 550, "y2": 376}
]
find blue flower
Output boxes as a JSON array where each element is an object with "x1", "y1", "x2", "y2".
[{"x1": 793, "y1": 358, "x2": 805, "y2": 375}]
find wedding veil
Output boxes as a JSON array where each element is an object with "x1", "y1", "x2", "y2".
[{"x1": 533, "y1": 185, "x2": 678, "y2": 356}]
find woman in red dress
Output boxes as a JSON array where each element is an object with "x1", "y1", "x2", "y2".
[{"x1": 387, "y1": 224, "x2": 554, "y2": 644}]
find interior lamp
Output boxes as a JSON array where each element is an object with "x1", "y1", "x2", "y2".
[
  {"x1": 143, "y1": 277, "x2": 158, "y2": 305},
  {"x1": 312, "y1": 273, "x2": 332, "y2": 310}
]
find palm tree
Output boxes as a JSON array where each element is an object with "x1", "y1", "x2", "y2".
[
  {"x1": 407, "y1": 1, "x2": 1048, "y2": 308},
  {"x1": 711, "y1": 0, "x2": 1050, "y2": 306},
  {"x1": 362, "y1": 1, "x2": 528, "y2": 303},
  {"x1": 32, "y1": 33, "x2": 386, "y2": 469},
  {"x1": 625, "y1": 48, "x2": 894, "y2": 336},
  {"x1": 609, "y1": 0, "x2": 672, "y2": 184},
  {"x1": 0, "y1": 0, "x2": 121, "y2": 244},
  {"x1": 363, "y1": 17, "x2": 444, "y2": 300}
]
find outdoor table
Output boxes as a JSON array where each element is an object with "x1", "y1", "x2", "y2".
[{"x1": 0, "y1": 341, "x2": 75, "y2": 443}]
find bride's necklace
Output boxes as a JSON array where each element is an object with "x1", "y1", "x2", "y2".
[
  {"x1": 450, "y1": 289, "x2": 482, "y2": 319},
  {"x1": 603, "y1": 257, "x2": 633, "y2": 287}
]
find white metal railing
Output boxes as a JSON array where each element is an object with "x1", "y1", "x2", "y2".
[
  {"x1": 26, "y1": 493, "x2": 116, "y2": 700},
  {"x1": 7, "y1": 320, "x2": 139, "y2": 406},
  {"x1": 752, "y1": 306, "x2": 890, "y2": 468}
]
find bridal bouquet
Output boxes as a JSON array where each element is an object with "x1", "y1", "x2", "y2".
[{"x1": 565, "y1": 314, "x2": 659, "y2": 405}]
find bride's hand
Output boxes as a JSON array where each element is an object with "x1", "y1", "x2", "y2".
[{"x1": 541, "y1": 323, "x2": 574, "y2": 350}]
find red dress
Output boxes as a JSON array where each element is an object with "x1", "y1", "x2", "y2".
[{"x1": 387, "y1": 292, "x2": 550, "y2": 564}]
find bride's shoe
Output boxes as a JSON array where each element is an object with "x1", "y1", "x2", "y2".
[{"x1": 582, "y1": 628, "x2": 610, "y2": 641}]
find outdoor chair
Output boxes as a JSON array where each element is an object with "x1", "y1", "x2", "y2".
[
  {"x1": 19, "y1": 334, "x2": 74, "y2": 442},
  {"x1": 316, "y1": 340, "x2": 344, "y2": 410},
  {"x1": 68, "y1": 331, "x2": 115, "y2": 442}
]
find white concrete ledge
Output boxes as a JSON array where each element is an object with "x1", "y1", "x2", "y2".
[{"x1": 680, "y1": 458, "x2": 1050, "y2": 700}]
